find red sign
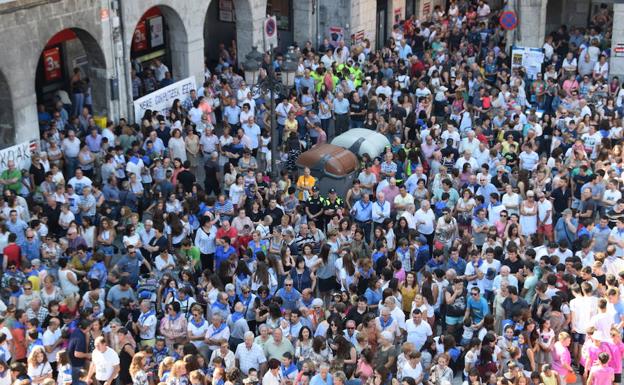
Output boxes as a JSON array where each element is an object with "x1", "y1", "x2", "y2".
[
  {"x1": 132, "y1": 20, "x2": 148, "y2": 52},
  {"x1": 422, "y1": 1, "x2": 431, "y2": 16},
  {"x1": 43, "y1": 47, "x2": 62, "y2": 82},
  {"x1": 499, "y1": 11, "x2": 518, "y2": 31}
]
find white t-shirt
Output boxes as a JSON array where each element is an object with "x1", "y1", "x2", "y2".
[
  {"x1": 569, "y1": 296, "x2": 597, "y2": 334},
  {"x1": 27, "y1": 362, "x2": 52, "y2": 383},
  {"x1": 92, "y1": 347, "x2": 120, "y2": 381},
  {"x1": 187, "y1": 319, "x2": 210, "y2": 348},
  {"x1": 414, "y1": 209, "x2": 436, "y2": 235},
  {"x1": 537, "y1": 199, "x2": 553, "y2": 225},
  {"x1": 42, "y1": 328, "x2": 62, "y2": 362},
  {"x1": 138, "y1": 311, "x2": 157, "y2": 340},
  {"x1": 405, "y1": 319, "x2": 432, "y2": 350},
  {"x1": 603, "y1": 189, "x2": 622, "y2": 208},
  {"x1": 401, "y1": 361, "x2": 423, "y2": 382}
]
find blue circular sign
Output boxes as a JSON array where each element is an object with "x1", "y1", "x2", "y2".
[{"x1": 499, "y1": 11, "x2": 518, "y2": 31}]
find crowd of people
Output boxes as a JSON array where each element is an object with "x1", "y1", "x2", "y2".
[{"x1": 16, "y1": 1, "x2": 624, "y2": 385}]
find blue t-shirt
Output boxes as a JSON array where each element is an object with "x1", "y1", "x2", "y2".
[
  {"x1": 467, "y1": 295, "x2": 489, "y2": 324},
  {"x1": 67, "y1": 329, "x2": 87, "y2": 366},
  {"x1": 613, "y1": 301, "x2": 624, "y2": 324}
]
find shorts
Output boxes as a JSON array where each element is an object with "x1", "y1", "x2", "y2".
[
  {"x1": 445, "y1": 315, "x2": 463, "y2": 326},
  {"x1": 318, "y1": 277, "x2": 338, "y2": 293},
  {"x1": 615, "y1": 373, "x2": 621, "y2": 383},
  {"x1": 538, "y1": 223, "x2": 553, "y2": 238},
  {"x1": 572, "y1": 332, "x2": 586, "y2": 344}
]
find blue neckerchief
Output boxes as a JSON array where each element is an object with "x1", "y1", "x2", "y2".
[
  {"x1": 231, "y1": 311, "x2": 244, "y2": 323},
  {"x1": 281, "y1": 363, "x2": 298, "y2": 377},
  {"x1": 163, "y1": 287, "x2": 177, "y2": 300},
  {"x1": 372, "y1": 251, "x2": 385, "y2": 263},
  {"x1": 13, "y1": 321, "x2": 25, "y2": 330},
  {"x1": 139, "y1": 310, "x2": 155, "y2": 324},
  {"x1": 210, "y1": 322, "x2": 227, "y2": 337},
  {"x1": 472, "y1": 259, "x2": 483, "y2": 268},
  {"x1": 239, "y1": 293, "x2": 252, "y2": 309},
  {"x1": 168, "y1": 313, "x2": 181, "y2": 322},
  {"x1": 228, "y1": 295, "x2": 237, "y2": 307},
  {"x1": 190, "y1": 317, "x2": 206, "y2": 329},
  {"x1": 359, "y1": 200, "x2": 371, "y2": 210},
  {"x1": 379, "y1": 316, "x2": 394, "y2": 330},
  {"x1": 212, "y1": 301, "x2": 228, "y2": 311},
  {"x1": 302, "y1": 297, "x2": 313, "y2": 307}
]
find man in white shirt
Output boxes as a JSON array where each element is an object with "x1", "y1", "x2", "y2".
[
  {"x1": 67, "y1": 169, "x2": 93, "y2": 196},
  {"x1": 414, "y1": 200, "x2": 436, "y2": 238},
  {"x1": 569, "y1": 282, "x2": 597, "y2": 358},
  {"x1": 200, "y1": 126, "x2": 220, "y2": 160},
  {"x1": 135, "y1": 299, "x2": 157, "y2": 347},
  {"x1": 537, "y1": 192, "x2": 553, "y2": 241},
  {"x1": 405, "y1": 309, "x2": 432, "y2": 350},
  {"x1": 519, "y1": 145, "x2": 539, "y2": 171},
  {"x1": 394, "y1": 185, "x2": 415, "y2": 218},
  {"x1": 459, "y1": 131, "x2": 480, "y2": 154},
  {"x1": 375, "y1": 307, "x2": 400, "y2": 342},
  {"x1": 235, "y1": 331, "x2": 267, "y2": 375},
  {"x1": 383, "y1": 297, "x2": 406, "y2": 333},
  {"x1": 87, "y1": 336, "x2": 120, "y2": 385},
  {"x1": 42, "y1": 317, "x2": 63, "y2": 364},
  {"x1": 372, "y1": 192, "x2": 391, "y2": 225},
  {"x1": 375, "y1": 79, "x2": 392, "y2": 98},
  {"x1": 242, "y1": 117, "x2": 261, "y2": 152}
]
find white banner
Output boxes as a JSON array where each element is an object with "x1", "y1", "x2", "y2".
[
  {"x1": 0, "y1": 140, "x2": 37, "y2": 173},
  {"x1": 511, "y1": 46, "x2": 545, "y2": 80},
  {"x1": 134, "y1": 76, "x2": 197, "y2": 122}
]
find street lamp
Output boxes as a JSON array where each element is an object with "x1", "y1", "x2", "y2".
[{"x1": 243, "y1": 45, "x2": 300, "y2": 177}]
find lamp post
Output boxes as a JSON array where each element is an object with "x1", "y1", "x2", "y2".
[{"x1": 242, "y1": 45, "x2": 299, "y2": 178}]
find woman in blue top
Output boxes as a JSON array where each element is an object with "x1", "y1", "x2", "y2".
[{"x1": 364, "y1": 278, "x2": 383, "y2": 315}]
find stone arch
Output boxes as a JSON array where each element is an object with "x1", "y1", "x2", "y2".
[
  {"x1": 35, "y1": 27, "x2": 109, "y2": 119},
  {"x1": 130, "y1": 4, "x2": 190, "y2": 80},
  {"x1": 0, "y1": 69, "x2": 15, "y2": 149},
  {"x1": 204, "y1": 0, "x2": 266, "y2": 67}
]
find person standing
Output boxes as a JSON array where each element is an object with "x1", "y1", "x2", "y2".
[
  {"x1": 587, "y1": 352, "x2": 614, "y2": 385},
  {"x1": 86, "y1": 336, "x2": 120, "y2": 385},
  {"x1": 67, "y1": 319, "x2": 91, "y2": 383},
  {"x1": 551, "y1": 332, "x2": 574, "y2": 385}
]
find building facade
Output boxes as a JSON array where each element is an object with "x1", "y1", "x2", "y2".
[{"x1": 0, "y1": 0, "x2": 619, "y2": 149}]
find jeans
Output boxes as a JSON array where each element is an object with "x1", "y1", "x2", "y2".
[
  {"x1": 72, "y1": 92, "x2": 84, "y2": 117},
  {"x1": 65, "y1": 157, "x2": 78, "y2": 179},
  {"x1": 71, "y1": 365, "x2": 84, "y2": 384}
]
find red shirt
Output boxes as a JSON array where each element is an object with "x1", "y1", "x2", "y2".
[
  {"x1": 216, "y1": 226, "x2": 238, "y2": 242},
  {"x1": 3, "y1": 243, "x2": 21, "y2": 269}
]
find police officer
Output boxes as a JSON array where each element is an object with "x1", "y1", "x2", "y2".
[
  {"x1": 305, "y1": 186, "x2": 324, "y2": 227},
  {"x1": 321, "y1": 188, "x2": 345, "y2": 228}
]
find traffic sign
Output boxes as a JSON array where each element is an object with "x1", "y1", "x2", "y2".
[{"x1": 499, "y1": 11, "x2": 518, "y2": 31}]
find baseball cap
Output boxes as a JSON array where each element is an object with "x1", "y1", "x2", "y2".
[{"x1": 328, "y1": 188, "x2": 336, "y2": 194}]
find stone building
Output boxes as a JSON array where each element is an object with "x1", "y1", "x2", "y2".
[{"x1": 0, "y1": 0, "x2": 620, "y2": 149}]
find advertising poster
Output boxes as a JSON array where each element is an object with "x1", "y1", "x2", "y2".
[{"x1": 43, "y1": 47, "x2": 62, "y2": 82}]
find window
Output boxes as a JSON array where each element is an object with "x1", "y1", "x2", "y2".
[{"x1": 267, "y1": 0, "x2": 292, "y2": 31}]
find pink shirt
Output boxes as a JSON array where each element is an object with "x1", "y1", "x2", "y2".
[
  {"x1": 606, "y1": 341, "x2": 624, "y2": 374},
  {"x1": 551, "y1": 341, "x2": 571, "y2": 376},
  {"x1": 585, "y1": 343, "x2": 610, "y2": 369},
  {"x1": 589, "y1": 365, "x2": 614, "y2": 385}
]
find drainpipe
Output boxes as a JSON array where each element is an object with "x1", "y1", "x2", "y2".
[{"x1": 115, "y1": 0, "x2": 135, "y2": 123}]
